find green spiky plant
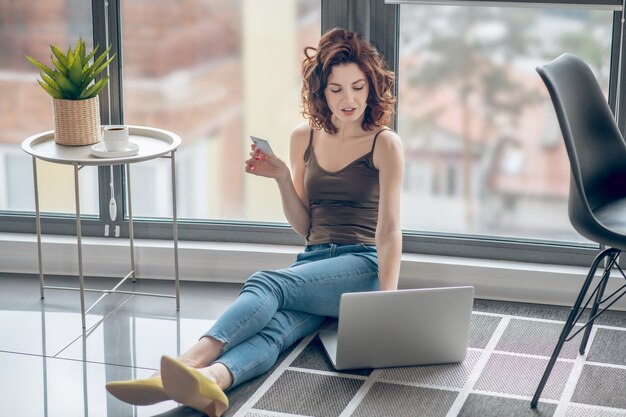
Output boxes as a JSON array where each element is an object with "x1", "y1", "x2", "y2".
[{"x1": 25, "y1": 37, "x2": 115, "y2": 100}]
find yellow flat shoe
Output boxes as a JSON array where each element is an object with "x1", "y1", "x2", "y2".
[
  {"x1": 160, "y1": 355, "x2": 229, "y2": 417},
  {"x1": 105, "y1": 376, "x2": 169, "y2": 405}
]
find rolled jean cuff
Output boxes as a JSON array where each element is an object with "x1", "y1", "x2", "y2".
[{"x1": 201, "y1": 332, "x2": 229, "y2": 354}]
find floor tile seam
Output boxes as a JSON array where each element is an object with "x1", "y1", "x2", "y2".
[
  {"x1": 231, "y1": 333, "x2": 317, "y2": 417},
  {"x1": 0, "y1": 349, "x2": 52, "y2": 359},
  {"x1": 554, "y1": 326, "x2": 599, "y2": 417},
  {"x1": 478, "y1": 313, "x2": 626, "y2": 329},
  {"x1": 337, "y1": 369, "x2": 382, "y2": 417},
  {"x1": 92, "y1": 291, "x2": 135, "y2": 321},
  {"x1": 445, "y1": 316, "x2": 512, "y2": 417},
  {"x1": 284, "y1": 368, "x2": 482, "y2": 390},
  {"x1": 471, "y1": 311, "x2": 566, "y2": 321},
  {"x1": 51, "y1": 352, "x2": 159, "y2": 371},
  {"x1": 285, "y1": 367, "x2": 369, "y2": 381},
  {"x1": 581, "y1": 360, "x2": 626, "y2": 370},
  {"x1": 482, "y1": 316, "x2": 512, "y2": 351},
  {"x1": 501, "y1": 315, "x2": 572, "y2": 325},
  {"x1": 590, "y1": 323, "x2": 626, "y2": 331},
  {"x1": 49, "y1": 324, "x2": 95, "y2": 358},
  {"x1": 491, "y1": 350, "x2": 626, "y2": 368},
  {"x1": 490, "y1": 350, "x2": 577, "y2": 362},
  {"x1": 471, "y1": 311, "x2": 564, "y2": 322},
  {"x1": 0, "y1": 348, "x2": 107, "y2": 369},
  {"x1": 469, "y1": 389, "x2": 560, "y2": 404},
  {"x1": 244, "y1": 410, "x2": 313, "y2": 417},
  {"x1": 472, "y1": 311, "x2": 563, "y2": 321},
  {"x1": 472, "y1": 310, "x2": 568, "y2": 322},
  {"x1": 377, "y1": 374, "x2": 469, "y2": 389},
  {"x1": 50, "y1": 295, "x2": 135, "y2": 358},
  {"x1": 466, "y1": 346, "x2": 486, "y2": 353},
  {"x1": 566, "y1": 402, "x2": 626, "y2": 413},
  {"x1": 0, "y1": 349, "x2": 156, "y2": 371},
  {"x1": 283, "y1": 368, "x2": 479, "y2": 390},
  {"x1": 368, "y1": 378, "x2": 463, "y2": 393},
  {"x1": 471, "y1": 311, "x2": 507, "y2": 318}
]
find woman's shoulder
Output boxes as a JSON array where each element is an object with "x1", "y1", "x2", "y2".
[
  {"x1": 291, "y1": 123, "x2": 312, "y2": 140},
  {"x1": 375, "y1": 128, "x2": 402, "y2": 151},
  {"x1": 290, "y1": 123, "x2": 315, "y2": 147},
  {"x1": 373, "y1": 128, "x2": 404, "y2": 168}
]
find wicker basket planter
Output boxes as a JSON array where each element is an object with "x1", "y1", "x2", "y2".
[{"x1": 53, "y1": 96, "x2": 101, "y2": 146}]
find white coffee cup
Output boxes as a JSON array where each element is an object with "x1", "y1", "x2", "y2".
[{"x1": 102, "y1": 125, "x2": 129, "y2": 152}]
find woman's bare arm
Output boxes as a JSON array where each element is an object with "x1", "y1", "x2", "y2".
[{"x1": 373, "y1": 130, "x2": 404, "y2": 291}]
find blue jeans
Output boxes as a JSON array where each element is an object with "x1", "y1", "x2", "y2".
[{"x1": 202, "y1": 243, "x2": 378, "y2": 388}]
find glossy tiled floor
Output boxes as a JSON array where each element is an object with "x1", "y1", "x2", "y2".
[
  {"x1": 0, "y1": 273, "x2": 243, "y2": 417},
  {"x1": 9, "y1": 272, "x2": 626, "y2": 417}
]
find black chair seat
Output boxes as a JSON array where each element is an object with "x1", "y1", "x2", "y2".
[{"x1": 594, "y1": 197, "x2": 626, "y2": 245}]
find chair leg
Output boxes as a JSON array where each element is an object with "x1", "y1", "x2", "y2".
[
  {"x1": 530, "y1": 247, "x2": 615, "y2": 408},
  {"x1": 578, "y1": 250, "x2": 618, "y2": 354}
]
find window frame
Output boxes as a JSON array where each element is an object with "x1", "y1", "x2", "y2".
[
  {"x1": 1, "y1": 0, "x2": 624, "y2": 268},
  {"x1": 385, "y1": 0, "x2": 623, "y2": 9}
]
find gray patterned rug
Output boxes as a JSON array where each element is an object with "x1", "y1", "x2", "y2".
[{"x1": 224, "y1": 300, "x2": 626, "y2": 417}]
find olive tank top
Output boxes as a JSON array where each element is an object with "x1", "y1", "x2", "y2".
[{"x1": 303, "y1": 128, "x2": 387, "y2": 245}]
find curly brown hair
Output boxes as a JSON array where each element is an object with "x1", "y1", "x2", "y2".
[{"x1": 301, "y1": 27, "x2": 395, "y2": 134}]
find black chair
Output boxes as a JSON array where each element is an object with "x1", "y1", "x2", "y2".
[{"x1": 532, "y1": 53, "x2": 626, "y2": 408}]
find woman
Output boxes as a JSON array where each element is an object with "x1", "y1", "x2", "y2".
[{"x1": 106, "y1": 27, "x2": 404, "y2": 417}]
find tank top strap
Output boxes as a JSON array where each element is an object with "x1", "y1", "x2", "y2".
[
  {"x1": 303, "y1": 128, "x2": 315, "y2": 162},
  {"x1": 370, "y1": 128, "x2": 392, "y2": 154}
]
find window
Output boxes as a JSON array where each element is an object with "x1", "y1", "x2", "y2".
[
  {"x1": 397, "y1": 3, "x2": 613, "y2": 243},
  {"x1": 121, "y1": 0, "x2": 322, "y2": 222},
  {"x1": 1, "y1": 0, "x2": 625, "y2": 267},
  {"x1": 1, "y1": 148, "x2": 32, "y2": 211},
  {"x1": 0, "y1": 0, "x2": 99, "y2": 216}
]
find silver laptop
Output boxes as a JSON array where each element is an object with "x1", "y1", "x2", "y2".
[{"x1": 319, "y1": 286, "x2": 474, "y2": 370}]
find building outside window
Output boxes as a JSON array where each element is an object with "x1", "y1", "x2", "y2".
[{"x1": 397, "y1": 3, "x2": 613, "y2": 244}]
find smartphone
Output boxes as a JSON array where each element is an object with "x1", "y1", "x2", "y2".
[{"x1": 250, "y1": 135, "x2": 274, "y2": 155}]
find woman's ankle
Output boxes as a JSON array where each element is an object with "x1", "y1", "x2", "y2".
[
  {"x1": 178, "y1": 336, "x2": 224, "y2": 368},
  {"x1": 177, "y1": 357, "x2": 201, "y2": 368},
  {"x1": 200, "y1": 363, "x2": 233, "y2": 391}
]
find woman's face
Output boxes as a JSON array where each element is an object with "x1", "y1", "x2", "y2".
[{"x1": 324, "y1": 62, "x2": 369, "y2": 125}]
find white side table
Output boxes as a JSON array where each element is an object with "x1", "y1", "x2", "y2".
[{"x1": 22, "y1": 125, "x2": 182, "y2": 329}]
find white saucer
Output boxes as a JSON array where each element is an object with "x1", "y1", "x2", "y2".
[{"x1": 91, "y1": 141, "x2": 139, "y2": 158}]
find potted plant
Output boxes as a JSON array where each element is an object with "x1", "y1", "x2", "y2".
[{"x1": 26, "y1": 37, "x2": 115, "y2": 146}]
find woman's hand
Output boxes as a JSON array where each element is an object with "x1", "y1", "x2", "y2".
[{"x1": 245, "y1": 145, "x2": 290, "y2": 181}]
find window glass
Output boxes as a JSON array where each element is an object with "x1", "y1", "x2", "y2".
[
  {"x1": 0, "y1": 0, "x2": 99, "y2": 215},
  {"x1": 398, "y1": 4, "x2": 612, "y2": 243},
  {"x1": 123, "y1": 0, "x2": 321, "y2": 222}
]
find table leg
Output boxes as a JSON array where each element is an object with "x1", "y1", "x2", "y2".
[
  {"x1": 41, "y1": 307, "x2": 49, "y2": 415},
  {"x1": 32, "y1": 156, "x2": 44, "y2": 299},
  {"x1": 126, "y1": 163, "x2": 136, "y2": 281},
  {"x1": 171, "y1": 150, "x2": 180, "y2": 310},
  {"x1": 74, "y1": 163, "x2": 87, "y2": 330}
]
